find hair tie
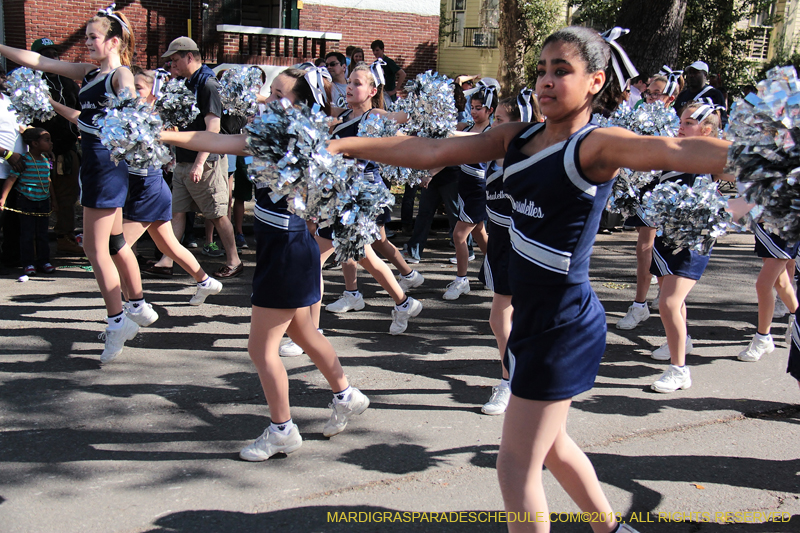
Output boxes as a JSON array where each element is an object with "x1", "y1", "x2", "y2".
[
  {"x1": 517, "y1": 87, "x2": 534, "y2": 122},
  {"x1": 370, "y1": 58, "x2": 386, "y2": 87},
  {"x1": 480, "y1": 85, "x2": 497, "y2": 110},
  {"x1": 300, "y1": 65, "x2": 332, "y2": 107},
  {"x1": 601, "y1": 27, "x2": 639, "y2": 92},
  {"x1": 150, "y1": 68, "x2": 170, "y2": 98},
  {"x1": 690, "y1": 102, "x2": 724, "y2": 123},
  {"x1": 98, "y1": 3, "x2": 130, "y2": 35},
  {"x1": 659, "y1": 66, "x2": 683, "y2": 97}
]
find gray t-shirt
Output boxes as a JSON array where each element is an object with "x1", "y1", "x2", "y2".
[{"x1": 331, "y1": 82, "x2": 347, "y2": 109}]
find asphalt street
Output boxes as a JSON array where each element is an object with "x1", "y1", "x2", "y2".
[{"x1": 0, "y1": 224, "x2": 798, "y2": 532}]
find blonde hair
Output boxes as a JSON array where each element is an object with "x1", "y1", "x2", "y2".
[
  {"x1": 682, "y1": 102, "x2": 721, "y2": 137},
  {"x1": 348, "y1": 63, "x2": 384, "y2": 110},
  {"x1": 88, "y1": 10, "x2": 135, "y2": 66}
]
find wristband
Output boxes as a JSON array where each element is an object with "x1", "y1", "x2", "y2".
[{"x1": 4, "y1": 150, "x2": 13, "y2": 160}]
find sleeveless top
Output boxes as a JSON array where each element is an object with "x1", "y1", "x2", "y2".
[
  {"x1": 78, "y1": 67, "x2": 124, "y2": 137},
  {"x1": 254, "y1": 187, "x2": 308, "y2": 232},
  {"x1": 485, "y1": 160, "x2": 510, "y2": 229},
  {"x1": 503, "y1": 121, "x2": 613, "y2": 285},
  {"x1": 459, "y1": 123, "x2": 491, "y2": 179},
  {"x1": 332, "y1": 109, "x2": 379, "y2": 180}
]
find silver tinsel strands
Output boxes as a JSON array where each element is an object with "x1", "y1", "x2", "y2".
[
  {"x1": 357, "y1": 113, "x2": 428, "y2": 187},
  {"x1": 155, "y1": 78, "x2": 199, "y2": 129},
  {"x1": 392, "y1": 70, "x2": 457, "y2": 139},
  {"x1": 94, "y1": 89, "x2": 172, "y2": 169},
  {"x1": 725, "y1": 65, "x2": 800, "y2": 241},
  {"x1": 219, "y1": 66, "x2": 263, "y2": 117},
  {"x1": 245, "y1": 99, "x2": 390, "y2": 260},
  {"x1": 608, "y1": 168, "x2": 660, "y2": 219},
  {"x1": 642, "y1": 176, "x2": 732, "y2": 255},
  {"x1": 7, "y1": 67, "x2": 55, "y2": 123}
]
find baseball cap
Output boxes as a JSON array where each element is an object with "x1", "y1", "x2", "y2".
[
  {"x1": 161, "y1": 37, "x2": 199, "y2": 58},
  {"x1": 686, "y1": 61, "x2": 709, "y2": 74},
  {"x1": 31, "y1": 38, "x2": 57, "y2": 53}
]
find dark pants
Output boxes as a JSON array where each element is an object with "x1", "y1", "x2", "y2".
[
  {"x1": 52, "y1": 148, "x2": 80, "y2": 236},
  {"x1": 401, "y1": 184, "x2": 418, "y2": 229},
  {"x1": 405, "y1": 168, "x2": 463, "y2": 259},
  {"x1": 17, "y1": 195, "x2": 51, "y2": 267},
  {"x1": 1, "y1": 187, "x2": 21, "y2": 267}
]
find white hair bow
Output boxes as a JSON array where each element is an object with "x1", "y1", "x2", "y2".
[{"x1": 601, "y1": 27, "x2": 639, "y2": 92}]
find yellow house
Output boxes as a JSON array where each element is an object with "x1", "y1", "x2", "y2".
[{"x1": 437, "y1": 0, "x2": 501, "y2": 79}]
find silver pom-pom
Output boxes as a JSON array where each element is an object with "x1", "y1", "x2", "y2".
[
  {"x1": 725, "y1": 65, "x2": 800, "y2": 241},
  {"x1": 357, "y1": 113, "x2": 428, "y2": 187},
  {"x1": 642, "y1": 176, "x2": 732, "y2": 255},
  {"x1": 6, "y1": 67, "x2": 55, "y2": 123},
  {"x1": 219, "y1": 66, "x2": 263, "y2": 117},
  {"x1": 94, "y1": 89, "x2": 172, "y2": 169},
  {"x1": 594, "y1": 102, "x2": 679, "y2": 137},
  {"x1": 154, "y1": 79, "x2": 199, "y2": 129},
  {"x1": 331, "y1": 175, "x2": 396, "y2": 262},
  {"x1": 392, "y1": 70, "x2": 458, "y2": 139},
  {"x1": 608, "y1": 168, "x2": 660, "y2": 219}
]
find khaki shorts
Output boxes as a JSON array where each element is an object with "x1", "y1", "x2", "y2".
[{"x1": 172, "y1": 157, "x2": 229, "y2": 218}]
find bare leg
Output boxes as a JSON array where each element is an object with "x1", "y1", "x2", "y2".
[
  {"x1": 148, "y1": 221, "x2": 206, "y2": 281},
  {"x1": 286, "y1": 307, "x2": 348, "y2": 391},
  {"x1": 341, "y1": 260, "x2": 359, "y2": 292},
  {"x1": 120, "y1": 219, "x2": 151, "y2": 300},
  {"x1": 311, "y1": 236, "x2": 337, "y2": 330},
  {"x1": 247, "y1": 306, "x2": 296, "y2": 423},
  {"x1": 153, "y1": 211, "x2": 186, "y2": 269},
  {"x1": 357, "y1": 244, "x2": 405, "y2": 304},
  {"x1": 210, "y1": 215, "x2": 241, "y2": 268},
  {"x1": 635, "y1": 227, "x2": 657, "y2": 302},
  {"x1": 775, "y1": 266, "x2": 799, "y2": 313},
  {"x1": 470, "y1": 222, "x2": 488, "y2": 255},
  {"x1": 658, "y1": 275, "x2": 697, "y2": 367},
  {"x1": 497, "y1": 396, "x2": 616, "y2": 533},
  {"x1": 757, "y1": 258, "x2": 790, "y2": 334},
  {"x1": 453, "y1": 221, "x2": 476, "y2": 277},
  {"x1": 490, "y1": 294, "x2": 513, "y2": 380},
  {"x1": 371, "y1": 226, "x2": 412, "y2": 276}
]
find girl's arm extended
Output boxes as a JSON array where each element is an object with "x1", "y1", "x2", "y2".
[
  {"x1": 582, "y1": 127, "x2": 730, "y2": 182},
  {"x1": 328, "y1": 122, "x2": 526, "y2": 169},
  {"x1": 50, "y1": 98, "x2": 80, "y2": 124},
  {"x1": 0, "y1": 44, "x2": 93, "y2": 80},
  {"x1": 159, "y1": 130, "x2": 249, "y2": 157}
]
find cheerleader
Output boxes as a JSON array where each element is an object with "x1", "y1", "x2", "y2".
[
  {"x1": 310, "y1": 60, "x2": 423, "y2": 338},
  {"x1": 161, "y1": 68, "x2": 370, "y2": 461},
  {"x1": 616, "y1": 68, "x2": 683, "y2": 330},
  {"x1": 0, "y1": 5, "x2": 152, "y2": 363},
  {"x1": 329, "y1": 25, "x2": 731, "y2": 532},
  {"x1": 737, "y1": 224, "x2": 799, "y2": 361},
  {"x1": 648, "y1": 102, "x2": 733, "y2": 393},
  {"x1": 444, "y1": 85, "x2": 495, "y2": 301},
  {"x1": 478, "y1": 92, "x2": 541, "y2": 415}
]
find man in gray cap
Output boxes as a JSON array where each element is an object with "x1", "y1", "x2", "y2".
[{"x1": 150, "y1": 37, "x2": 242, "y2": 278}]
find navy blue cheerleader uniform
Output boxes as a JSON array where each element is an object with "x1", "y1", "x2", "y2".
[
  {"x1": 478, "y1": 160, "x2": 512, "y2": 295},
  {"x1": 753, "y1": 223, "x2": 799, "y2": 259},
  {"x1": 77, "y1": 67, "x2": 130, "y2": 209},
  {"x1": 251, "y1": 186, "x2": 321, "y2": 309},
  {"x1": 649, "y1": 173, "x2": 712, "y2": 281},
  {"x1": 457, "y1": 124, "x2": 490, "y2": 224},
  {"x1": 502, "y1": 121, "x2": 613, "y2": 401},
  {"x1": 123, "y1": 167, "x2": 172, "y2": 223},
  {"x1": 317, "y1": 109, "x2": 390, "y2": 240},
  {"x1": 789, "y1": 317, "x2": 800, "y2": 381}
]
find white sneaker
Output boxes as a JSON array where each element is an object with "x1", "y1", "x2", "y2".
[
  {"x1": 326, "y1": 291, "x2": 365, "y2": 313},
  {"x1": 616, "y1": 304, "x2": 649, "y2": 330},
  {"x1": 239, "y1": 425, "x2": 302, "y2": 461},
  {"x1": 449, "y1": 254, "x2": 475, "y2": 264},
  {"x1": 738, "y1": 334, "x2": 775, "y2": 362},
  {"x1": 99, "y1": 315, "x2": 140, "y2": 363},
  {"x1": 323, "y1": 388, "x2": 370, "y2": 437},
  {"x1": 774, "y1": 295, "x2": 789, "y2": 319},
  {"x1": 123, "y1": 301, "x2": 159, "y2": 327},
  {"x1": 189, "y1": 277, "x2": 223, "y2": 305},
  {"x1": 397, "y1": 270, "x2": 424, "y2": 292},
  {"x1": 389, "y1": 297, "x2": 423, "y2": 335},
  {"x1": 651, "y1": 365, "x2": 692, "y2": 393},
  {"x1": 443, "y1": 277, "x2": 470, "y2": 300},
  {"x1": 650, "y1": 275, "x2": 659, "y2": 285},
  {"x1": 651, "y1": 335, "x2": 694, "y2": 361},
  {"x1": 279, "y1": 329, "x2": 322, "y2": 357},
  {"x1": 481, "y1": 384, "x2": 511, "y2": 415},
  {"x1": 787, "y1": 314, "x2": 796, "y2": 346}
]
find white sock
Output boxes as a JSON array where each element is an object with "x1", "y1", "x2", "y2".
[
  {"x1": 755, "y1": 332, "x2": 771, "y2": 340},
  {"x1": 333, "y1": 386, "x2": 353, "y2": 403},
  {"x1": 402, "y1": 271, "x2": 416, "y2": 279},
  {"x1": 499, "y1": 379, "x2": 510, "y2": 389},
  {"x1": 269, "y1": 419, "x2": 294, "y2": 435},
  {"x1": 456, "y1": 275, "x2": 467, "y2": 283},
  {"x1": 107, "y1": 312, "x2": 124, "y2": 330},
  {"x1": 345, "y1": 290, "x2": 361, "y2": 298},
  {"x1": 198, "y1": 277, "x2": 212, "y2": 288},
  {"x1": 670, "y1": 364, "x2": 686, "y2": 372},
  {"x1": 632, "y1": 301, "x2": 647, "y2": 308},
  {"x1": 395, "y1": 297, "x2": 411, "y2": 311}
]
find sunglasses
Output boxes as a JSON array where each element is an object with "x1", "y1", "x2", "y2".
[{"x1": 326, "y1": 61, "x2": 340, "y2": 68}]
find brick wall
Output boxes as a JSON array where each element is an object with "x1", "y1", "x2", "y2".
[
  {"x1": 299, "y1": 4, "x2": 439, "y2": 85},
  {"x1": 3, "y1": 1, "x2": 200, "y2": 71}
]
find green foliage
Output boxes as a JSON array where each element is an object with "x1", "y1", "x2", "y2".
[
  {"x1": 519, "y1": 0, "x2": 569, "y2": 85},
  {"x1": 569, "y1": 0, "x2": 623, "y2": 30},
  {"x1": 678, "y1": 0, "x2": 775, "y2": 93}
]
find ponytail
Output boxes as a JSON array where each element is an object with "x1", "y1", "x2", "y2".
[{"x1": 90, "y1": 6, "x2": 135, "y2": 66}]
